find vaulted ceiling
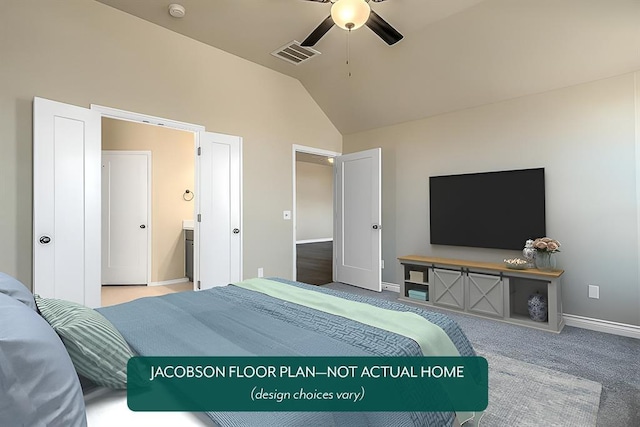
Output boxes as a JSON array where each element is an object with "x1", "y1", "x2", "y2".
[{"x1": 95, "y1": 0, "x2": 640, "y2": 134}]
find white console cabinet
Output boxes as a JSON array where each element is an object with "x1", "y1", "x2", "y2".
[{"x1": 398, "y1": 255, "x2": 565, "y2": 333}]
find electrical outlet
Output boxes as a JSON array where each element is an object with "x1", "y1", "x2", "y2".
[
  {"x1": 258, "y1": 267, "x2": 264, "y2": 278},
  {"x1": 588, "y1": 285, "x2": 599, "y2": 299}
]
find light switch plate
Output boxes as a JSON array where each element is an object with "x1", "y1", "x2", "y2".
[{"x1": 283, "y1": 210, "x2": 291, "y2": 220}]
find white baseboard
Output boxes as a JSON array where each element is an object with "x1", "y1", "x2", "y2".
[
  {"x1": 563, "y1": 314, "x2": 640, "y2": 340},
  {"x1": 148, "y1": 277, "x2": 190, "y2": 287},
  {"x1": 296, "y1": 238, "x2": 333, "y2": 244},
  {"x1": 382, "y1": 282, "x2": 400, "y2": 292}
]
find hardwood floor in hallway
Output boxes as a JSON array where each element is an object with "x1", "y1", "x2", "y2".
[{"x1": 296, "y1": 241, "x2": 333, "y2": 285}]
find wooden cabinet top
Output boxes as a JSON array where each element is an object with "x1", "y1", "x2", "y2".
[{"x1": 398, "y1": 255, "x2": 564, "y2": 279}]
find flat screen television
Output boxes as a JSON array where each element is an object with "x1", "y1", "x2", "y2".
[{"x1": 429, "y1": 168, "x2": 545, "y2": 250}]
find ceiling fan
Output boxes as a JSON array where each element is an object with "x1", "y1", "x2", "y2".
[{"x1": 301, "y1": 0, "x2": 403, "y2": 47}]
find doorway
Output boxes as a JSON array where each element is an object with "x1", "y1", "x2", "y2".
[
  {"x1": 292, "y1": 145, "x2": 340, "y2": 285},
  {"x1": 101, "y1": 118, "x2": 195, "y2": 290},
  {"x1": 94, "y1": 105, "x2": 243, "y2": 293},
  {"x1": 293, "y1": 146, "x2": 383, "y2": 292}
]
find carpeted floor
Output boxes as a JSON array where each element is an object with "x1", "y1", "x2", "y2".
[
  {"x1": 478, "y1": 350, "x2": 601, "y2": 426},
  {"x1": 323, "y1": 282, "x2": 640, "y2": 427}
]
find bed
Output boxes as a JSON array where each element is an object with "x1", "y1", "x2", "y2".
[{"x1": 1, "y1": 274, "x2": 480, "y2": 427}]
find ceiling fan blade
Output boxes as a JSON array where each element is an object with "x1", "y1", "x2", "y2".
[
  {"x1": 301, "y1": 15, "x2": 335, "y2": 47},
  {"x1": 365, "y1": 10, "x2": 403, "y2": 45}
]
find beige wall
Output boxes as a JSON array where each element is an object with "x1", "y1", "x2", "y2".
[
  {"x1": 344, "y1": 73, "x2": 640, "y2": 327},
  {"x1": 0, "y1": 0, "x2": 342, "y2": 288},
  {"x1": 296, "y1": 161, "x2": 333, "y2": 242},
  {"x1": 102, "y1": 118, "x2": 194, "y2": 283}
]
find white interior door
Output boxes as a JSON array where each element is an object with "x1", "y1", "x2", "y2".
[
  {"x1": 101, "y1": 151, "x2": 150, "y2": 285},
  {"x1": 334, "y1": 148, "x2": 382, "y2": 291},
  {"x1": 33, "y1": 97, "x2": 101, "y2": 307},
  {"x1": 196, "y1": 131, "x2": 242, "y2": 289}
]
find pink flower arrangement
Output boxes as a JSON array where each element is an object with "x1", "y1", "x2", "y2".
[{"x1": 533, "y1": 237, "x2": 561, "y2": 253}]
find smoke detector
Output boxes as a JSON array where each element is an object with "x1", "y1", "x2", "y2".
[{"x1": 168, "y1": 4, "x2": 186, "y2": 18}]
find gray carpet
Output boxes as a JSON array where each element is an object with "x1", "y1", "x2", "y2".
[
  {"x1": 323, "y1": 282, "x2": 640, "y2": 427},
  {"x1": 478, "y1": 350, "x2": 600, "y2": 426}
]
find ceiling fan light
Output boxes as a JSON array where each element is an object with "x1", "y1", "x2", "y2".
[{"x1": 331, "y1": 0, "x2": 371, "y2": 31}]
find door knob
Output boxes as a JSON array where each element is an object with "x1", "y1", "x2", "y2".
[
  {"x1": 232, "y1": 228, "x2": 240, "y2": 234},
  {"x1": 39, "y1": 235, "x2": 51, "y2": 244},
  {"x1": 140, "y1": 224, "x2": 146, "y2": 229},
  {"x1": 372, "y1": 224, "x2": 382, "y2": 230}
]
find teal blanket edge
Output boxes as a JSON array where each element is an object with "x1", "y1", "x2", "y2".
[{"x1": 233, "y1": 278, "x2": 480, "y2": 424}]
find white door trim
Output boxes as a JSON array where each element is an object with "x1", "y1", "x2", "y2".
[
  {"x1": 91, "y1": 104, "x2": 205, "y2": 132},
  {"x1": 91, "y1": 105, "x2": 204, "y2": 291},
  {"x1": 101, "y1": 150, "x2": 152, "y2": 286},
  {"x1": 292, "y1": 144, "x2": 341, "y2": 281}
]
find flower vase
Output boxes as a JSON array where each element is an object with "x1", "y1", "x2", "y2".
[
  {"x1": 535, "y1": 252, "x2": 556, "y2": 271},
  {"x1": 527, "y1": 292, "x2": 548, "y2": 322}
]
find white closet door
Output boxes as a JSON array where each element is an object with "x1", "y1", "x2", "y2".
[
  {"x1": 33, "y1": 97, "x2": 101, "y2": 307},
  {"x1": 101, "y1": 151, "x2": 150, "y2": 285},
  {"x1": 334, "y1": 148, "x2": 382, "y2": 292},
  {"x1": 196, "y1": 131, "x2": 242, "y2": 289}
]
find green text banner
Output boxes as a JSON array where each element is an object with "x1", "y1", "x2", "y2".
[{"x1": 128, "y1": 356, "x2": 488, "y2": 412}]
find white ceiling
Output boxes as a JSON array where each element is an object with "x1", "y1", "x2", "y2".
[{"x1": 95, "y1": 0, "x2": 640, "y2": 135}]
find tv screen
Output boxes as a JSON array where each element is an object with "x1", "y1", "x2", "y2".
[{"x1": 429, "y1": 168, "x2": 545, "y2": 250}]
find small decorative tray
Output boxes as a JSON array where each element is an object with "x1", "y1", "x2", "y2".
[{"x1": 504, "y1": 258, "x2": 528, "y2": 269}]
